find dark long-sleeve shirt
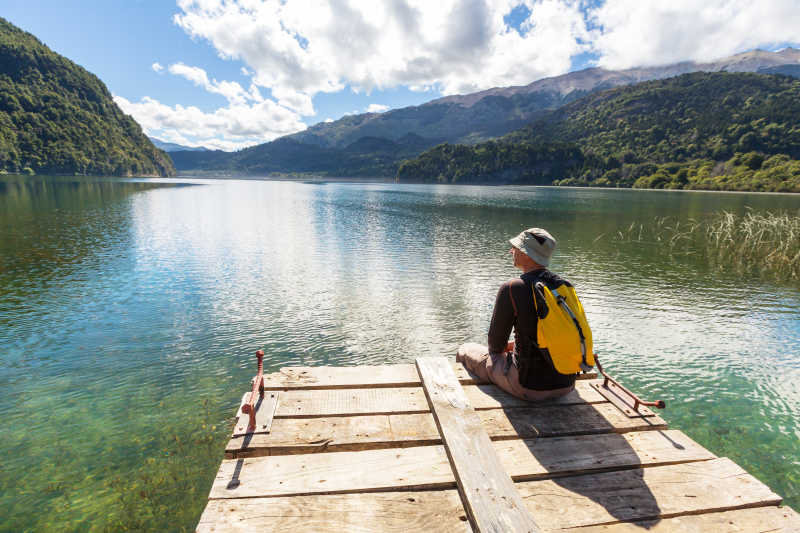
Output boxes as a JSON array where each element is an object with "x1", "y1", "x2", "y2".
[{"x1": 487, "y1": 269, "x2": 577, "y2": 390}]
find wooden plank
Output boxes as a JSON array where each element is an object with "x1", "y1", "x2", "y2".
[
  {"x1": 232, "y1": 391, "x2": 279, "y2": 436},
  {"x1": 197, "y1": 490, "x2": 471, "y2": 533},
  {"x1": 416, "y1": 356, "x2": 541, "y2": 533},
  {"x1": 217, "y1": 398, "x2": 685, "y2": 508},
  {"x1": 478, "y1": 403, "x2": 667, "y2": 439},
  {"x1": 467, "y1": 380, "x2": 605, "y2": 409},
  {"x1": 225, "y1": 426, "x2": 709, "y2": 486},
  {"x1": 516, "y1": 457, "x2": 782, "y2": 529},
  {"x1": 262, "y1": 365, "x2": 424, "y2": 390},
  {"x1": 591, "y1": 380, "x2": 656, "y2": 417},
  {"x1": 262, "y1": 363, "x2": 596, "y2": 390},
  {"x1": 495, "y1": 430, "x2": 716, "y2": 481},
  {"x1": 271, "y1": 380, "x2": 603, "y2": 419},
  {"x1": 563, "y1": 506, "x2": 800, "y2": 533},
  {"x1": 198, "y1": 494, "x2": 797, "y2": 533},
  {"x1": 226, "y1": 403, "x2": 668, "y2": 457},
  {"x1": 226, "y1": 413, "x2": 440, "y2": 457},
  {"x1": 274, "y1": 387, "x2": 429, "y2": 417},
  {"x1": 209, "y1": 445, "x2": 454, "y2": 499}
]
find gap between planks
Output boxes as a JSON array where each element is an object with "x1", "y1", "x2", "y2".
[
  {"x1": 270, "y1": 380, "x2": 610, "y2": 419},
  {"x1": 213, "y1": 429, "x2": 714, "y2": 499},
  {"x1": 227, "y1": 402, "x2": 668, "y2": 458}
]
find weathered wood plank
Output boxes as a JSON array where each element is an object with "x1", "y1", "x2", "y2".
[
  {"x1": 226, "y1": 413, "x2": 439, "y2": 457},
  {"x1": 262, "y1": 363, "x2": 596, "y2": 390},
  {"x1": 496, "y1": 430, "x2": 715, "y2": 481},
  {"x1": 563, "y1": 506, "x2": 800, "y2": 533},
  {"x1": 227, "y1": 402, "x2": 667, "y2": 457},
  {"x1": 517, "y1": 457, "x2": 782, "y2": 529},
  {"x1": 274, "y1": 387, "x2": 429, "y2": 417},
  {"x1": 262, "y1": 365, "x2": 423, "y2": 390},
  {"x1": 221, "y1": 429, "x2": 715, "y2": 495},
  {"x1": 416, "y1": 356, "x2": 541, "y2": 532},
  {"x1": 197, "y1": 490, "x2": 471, "y2": 533},
  {"x1": 199, "y1": 468, "x2": 791, "y2": 532},
  {"x1": 209, "y1": 445, "x2": 454, "y2": 499},
  {"x1": 467, "y1": 380, "x2": 605, "y2": 409},
  {"x1": 479, "y1": 403, "x2": 667, "y2": 439},
  {"x1": 272, "y1": 380, "x2": 604, "y2": 418},
  {"x1": 232, "y1": 391, "x2": 279, "y2": 436}
]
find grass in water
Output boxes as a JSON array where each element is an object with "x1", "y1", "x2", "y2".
[{"x1": 603, "y1": 210, "x2": 800, "y2": 283}]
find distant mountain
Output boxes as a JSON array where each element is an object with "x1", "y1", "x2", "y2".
[
  {"x1": 173, "y1": 48, "x2": 800, "y2": 177},
  {"x1": 433, "y1": 48, "x2": 800, "y2": 107},
  {"x1": 170, "y1": 132, "x2": 431, "y2": 177},
  {"x1": 287, "y1": 48, "x2": 800, "y2": 149},
  {"x1": 759, "y1": 64, "x2": 800, "y2": 78},
  {"x1": 149, "y1": 137, "x2": 209, "y2": 152},
  {"x1": 0, "y1": 18, "x2": 174, "y2": 176},
  {"x1": 397, "y1": 72, "x2": 800, "y2": 192}
]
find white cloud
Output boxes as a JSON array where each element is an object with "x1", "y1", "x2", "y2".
[
  {"x1": 366, "y1": 104, "x2": 389, "y2": 113},
  {"x1": 173, "y1": 0, "x2": 591, "y2": 109},
  {"x1": 589, "y1": 0, "x2": 800, "y2": 69},
  {"x1": 114, "y1": 94, "x2": 307, "y2": 150},
  {"x1": 167, "y1": 62, "x2": 258, "y2": 106},
  {"x1": 131, "y1": 0, "x2": 800, "y2": 150},
  {"x1": 169, "y1": 62, "x2": 210, "y2": 87}
]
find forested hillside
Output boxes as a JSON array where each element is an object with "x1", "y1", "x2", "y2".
[
  {"x1": 397, "y1": 72, "x2": 800, "y2": 192},
  {"x1": 171, "y1": 133, "x2": 433, "y2": 177},
  {"x1": 0, "y1": 18, "x2": 174, "y2": 176}
]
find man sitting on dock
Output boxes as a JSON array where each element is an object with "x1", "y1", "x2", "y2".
[{"x1": 457, "y1": 227, "x2": 576, "y2": 401}]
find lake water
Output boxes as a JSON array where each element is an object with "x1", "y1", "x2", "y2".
[{"x1": 1, "y1": 175, "x2": 798, "y2": 532}]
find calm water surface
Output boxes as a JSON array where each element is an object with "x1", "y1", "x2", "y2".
[{"x1": 1, "y1": 176, "x2": 799, "y2": 531}]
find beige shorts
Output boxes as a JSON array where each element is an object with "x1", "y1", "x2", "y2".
[{"x1": 456, "y1": 342, "x2": 574, "y2": 402}]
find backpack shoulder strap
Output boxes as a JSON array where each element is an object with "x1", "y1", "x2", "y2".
[{"x1": 507, "y1": 281, "x2": 518, "y2": 317}]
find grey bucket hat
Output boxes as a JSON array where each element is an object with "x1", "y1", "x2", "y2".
[{"x1": 509, "y1": 227, "x2": 557, "y2": 266}]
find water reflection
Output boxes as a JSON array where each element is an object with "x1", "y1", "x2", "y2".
[{"x1": 0, "y1": 177, "x2": 798, "y2": 531}]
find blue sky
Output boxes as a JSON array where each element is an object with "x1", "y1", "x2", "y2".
[{"x1": 4, "y1": 1, "x2": 798, "y2": 150}]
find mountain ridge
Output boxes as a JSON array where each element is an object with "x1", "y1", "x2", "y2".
[
  {"x1": 171, "y1": 48, "x2": 800, "y2": 178},
  {"x1": 149, "y1": 137, "x2": 209, "y2": 152},
  {"x1": 430, "y1": 48, "x2": 800, "y2": 107},
  {"x1": 396, "y1": 72, "x2": 800, "y2": 192}
]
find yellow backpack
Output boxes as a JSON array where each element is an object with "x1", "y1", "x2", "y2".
[{"x1": 531, "y1": 280, "x2": 594, "y2": 375}]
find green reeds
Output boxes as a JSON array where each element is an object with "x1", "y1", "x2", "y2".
[{"x1": 610, "y1": 210, "x2": 800, "y2": 282}]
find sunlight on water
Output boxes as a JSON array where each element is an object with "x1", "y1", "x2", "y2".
[{"x1": 0, "y1": 176, "x2": 798, "y2": 531}]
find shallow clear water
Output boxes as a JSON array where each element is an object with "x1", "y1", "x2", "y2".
[{"x1": 1, "y1": 176, "x2": 798, "y2": 532}]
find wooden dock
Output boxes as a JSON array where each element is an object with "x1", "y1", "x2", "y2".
[{"x1": 197, "y1": 357, "x2": 799, "y2": 532}]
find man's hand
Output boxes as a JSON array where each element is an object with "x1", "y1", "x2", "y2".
[{"x1": 505, "y1": 340, "x2": 515, "y2": 353}]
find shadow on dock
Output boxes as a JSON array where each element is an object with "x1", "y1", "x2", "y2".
[{"x1": 507, "y1": 405, "x2": 666, "y2": 529}]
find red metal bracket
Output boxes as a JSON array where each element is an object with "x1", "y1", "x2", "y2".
[
  {"x1": 594, "y1": 353, "x2": 665, "y2": 411},
  {"x1": 241, "y1": 349, "x2": 265, "y2": 433}
]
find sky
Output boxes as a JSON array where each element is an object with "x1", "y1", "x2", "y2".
[{"x1": 4, "y1": 0, "x2": 799, "y2": 151}]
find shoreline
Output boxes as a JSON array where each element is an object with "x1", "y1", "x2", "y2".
[{"x1": 4, "y1": 172, "x2": 800, "y2": 196}]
